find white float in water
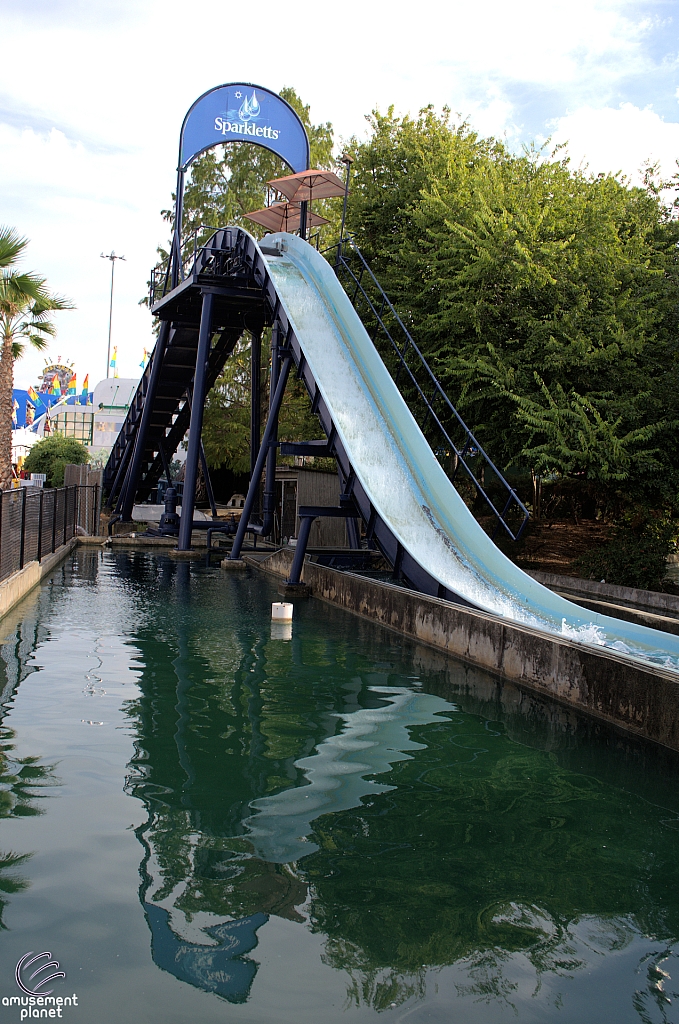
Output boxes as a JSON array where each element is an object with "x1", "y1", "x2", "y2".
[{"x1": 271, "y1": 602, "x2": 293, "y2": 622}]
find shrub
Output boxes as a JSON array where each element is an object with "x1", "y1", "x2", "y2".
[
  {"x1": 576, "y1": 507, "x2": 676, "y2": 591},
  {"x1": 23, "y1": 435, "x2": 89, "y2": 488}
]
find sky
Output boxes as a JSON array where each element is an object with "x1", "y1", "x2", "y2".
[{"x1": 1, "y1": 0, "x2": 678, "y2": 389}]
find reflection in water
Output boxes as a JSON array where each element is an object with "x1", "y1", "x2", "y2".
[
  {"x1": 0, "y1": 723, "x2": 58, "y2": 929},
  {"x1": 244, "y1": 686, "x2": 454, "y2": 863},
  {"x1": 0, "y1": 588, "x2": 61, "y2": 931},
  {"x1": 4, "y1": 550, "x2": 679, "y2": 1020},
  {"x1": 114, "y1": 554, "x2": 679, "y2": 1018}
]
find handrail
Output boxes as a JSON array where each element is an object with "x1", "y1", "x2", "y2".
[
  {"x1": 327, "y1": 235, "x2": 529, "y2": 541},
  {"x1": 149, "y1": 226, "x2": 242, "y2": 306}
]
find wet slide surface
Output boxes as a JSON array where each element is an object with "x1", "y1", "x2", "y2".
[{"x1": 263, "y1": 232, "x2": 679, "y2": 674}]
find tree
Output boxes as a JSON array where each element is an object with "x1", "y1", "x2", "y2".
[
  {"x1": 23, "y1": 435, "x2": 89, "y2": 488},
  {"x1": 0, "y1": 227, "x2": 74, "y2": 489},
  {"x1": 201, "y1": 332, "x2": 321, "y2": 474},
  {"x1": 344, "y1": 108, "x2": 679, "y2": 509}
]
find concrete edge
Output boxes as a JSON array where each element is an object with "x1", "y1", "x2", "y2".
[
  {"x1": 527, "y1": 569, "x2": 679, "y2": 617},
  {"x1": 0, "y1": 537, "x2": 79, "y2": 623},
  {"x1": 253, "y1": 549, "x2": 679, "y2": 753},
  {"x1": 551, "y1": 592, "x2": 679, "y2": 635}
]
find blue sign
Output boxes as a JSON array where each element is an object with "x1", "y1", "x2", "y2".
[{"x1": 180, "y1": 83, "x2": 310, "y2": 173}]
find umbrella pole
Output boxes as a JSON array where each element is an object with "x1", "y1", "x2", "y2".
[
  {"x1": 339, "y1": 153, "x2": 354, "y2": 262},
  {"x1": 299, "y1": 200, "x2": 308, "y2": 241}
]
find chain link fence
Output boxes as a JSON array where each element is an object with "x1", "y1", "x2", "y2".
[{"x1": 0, "y1": 484, "x2": 100, "y2": 584}]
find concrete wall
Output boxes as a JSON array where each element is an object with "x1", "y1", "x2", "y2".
[
  {"x1": 0, "y1": 538, "x2": 79, "y2": 622},
  {"x1": 528, "y1": 569, "x2": 679, "y2": 617},
  {"x1": 255, "y1": 549, "x2": 679, "y2": 753}
]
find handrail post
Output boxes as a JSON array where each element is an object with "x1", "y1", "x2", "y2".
[
  {"x1": 18, "y1": 486, "x2": 27, "y2": 570},
  {"x1": 62, "y1": 487, "x2": 68, "y2": 546},
  {"x1": 51, "y1": 490, "x2": 57, "y2": 554},
  {"x1": 37, "y1": 487, "x2": 44, "y2": 562}
]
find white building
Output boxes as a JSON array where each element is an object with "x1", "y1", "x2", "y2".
[
  {"x1": 32, "y1": 377, "x2": 139, "y2": 461},
  {"x1": 90, "y1": 378, "x2": 138, "y2": 457}
]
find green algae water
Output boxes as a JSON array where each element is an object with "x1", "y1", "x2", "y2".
[{"x1": 2, "y1": 550, "x2": 679, "y2": 1023}]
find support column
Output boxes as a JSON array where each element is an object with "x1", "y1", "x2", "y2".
[
  {"x1": 171, "y1": 168, "x2": 185, "y2": 290},
  {"x1": 261, "y1": 324, "x2": 280, "y2": 536},
  {"x1": 119, "y1": 320, "x2": 171, "y2": 520},
  {"x1": 199, "y1": 442, "x2": 217, "y2": 519},
  {"x1": 299, "y1": 200, "x2": 308, "y2": 241},
  {"x1": 229, "y1": 353, "x2": 291, "y2": 560},
  {"x1": 177, "y1": 292, "x2": 214, "y2": 550},
  {"x1": 250, "y1": 329, "x2": 262, "y2": 483},
  {"x1": 250, "y1": 329, "x2": 262, "y2": 519}
]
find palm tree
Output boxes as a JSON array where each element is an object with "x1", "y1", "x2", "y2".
[{"x1": 0, "y1": 227, "x2": 73, "y2": 489}]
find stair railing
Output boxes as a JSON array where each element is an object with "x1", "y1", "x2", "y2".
[{"x1": 329, "y1": 235, "x2": 529, "y2": 541}]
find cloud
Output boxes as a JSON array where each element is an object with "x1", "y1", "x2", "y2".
[
  {"x1": 549, "y1": 102, "x2": 679, "y2": 182},
  {"x1": 0, "y1": 0, "x2": 677, "y2": 390},
  {"x1": 0, "y1": 123, "x2": 171, "y2": 387}
]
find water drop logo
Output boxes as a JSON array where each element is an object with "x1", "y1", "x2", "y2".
[
  {"x1": 15, "y1": 952, "x2": 66, "y2": 996},
  {"x1": 213, "y1": 87, "x2": 281, "y2": 142},
  {"x1": 238, "y1": 89, "x2": 260, "y2": 123}
]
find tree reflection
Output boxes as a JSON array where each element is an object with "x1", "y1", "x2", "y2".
[
  {"x1": 121, "y1": 563, "x2": 679, "y2": 1017},
  {"x1": 0, "y1": 725, "x2": 59, "y2": 930}
]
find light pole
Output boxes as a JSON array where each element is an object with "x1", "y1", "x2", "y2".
[{"x1": 100, "y1": 251, "x2": 126, "y2": 379}]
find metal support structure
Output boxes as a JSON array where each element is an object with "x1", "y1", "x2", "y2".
[
  {"x1": 199, "y1": 442, "x2": 218, "y2": 519},
  {"x1": 298, "y1": 200, "x2": 308, "y2": 241},
  {"x1": 118, "y1": 320, "x2": 171, "y2": 519},
  {"x1": 260, "y1": 323, "x2": 281, "y2": 537},
  {"x1": 250, "y1": 329, "x2": 262, "y2": 511},
  {"x1": 109, "y1": 439, "x2": 134, "y2": 512},
  {"x1": 158, "y1": 442, "x2": 172, "y2": 484},
  {"x1": 184, "y1": 382, "x2": 217, "y2": 520},
  {"x1": 287, "y1": 517, "x2": 314, "y2": 585},
  {"x1": 339, "y1": 464, "x2": 360, "y2": 549},
  {"x1": 171, "y1": 167, "x2": 185, "y2": 290},
  {"x1": 102, "y1": 224, "x2": 524, "y2": 602},
  {"x1": 178, "y1": 292, "x2": 214, "y2": 550},
  {"x1": 229, "y1": 353, "x2": 292, "y2": 560},
  {"x1": 37, "y1": 488, "x2": 43, "y2": 562},
  {"x1": 338, "y1": 153, "x2": 353, "y2": 262},
  {"x1": 287, "y1": 505, "x2": 360, "y2": 585}
]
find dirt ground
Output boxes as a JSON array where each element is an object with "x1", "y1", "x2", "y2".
[{"x1": 489, "y1": 519, "x2": 612, "y2": 577}]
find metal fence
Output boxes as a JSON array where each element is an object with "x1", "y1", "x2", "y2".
[{"x1": 0, "y1": 485, "x2": 100, "y2": 584}]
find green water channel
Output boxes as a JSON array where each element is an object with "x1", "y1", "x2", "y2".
[{"x1": 1, "y1": 549, "x2": 679, "y2": 1023}]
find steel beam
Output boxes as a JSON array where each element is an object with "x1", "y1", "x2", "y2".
[
  {"x1": 229, "y1": 353, "x2": 291, "y2": 560},
  {"x1": 178, "y1": 292, "x2": 214, "y2": 550}
]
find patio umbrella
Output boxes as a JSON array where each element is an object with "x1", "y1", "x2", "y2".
[
  {"x1": 266, "y1": 169, "x2": 347, "y2": 203},
  {"x1": 244, "y1": 202, "x2": 328, "y2": 234}
]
